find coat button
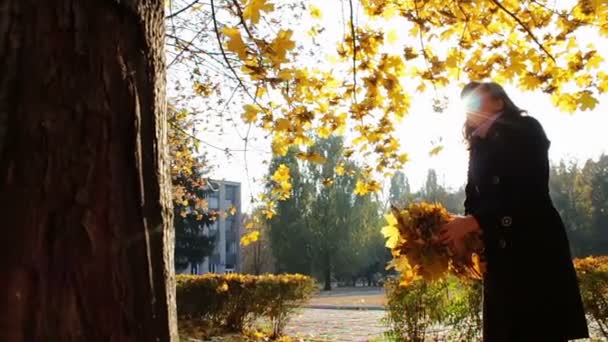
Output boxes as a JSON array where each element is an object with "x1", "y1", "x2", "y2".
[
  {"x1": 492, "y1": 176, "x2": 500, "y2": 185},
  {"x1": 501, "y1": 216, "x2": 512, "y2": 227},
  {"x1": 499, "y1": 238, "x2": 507, "y2": 249}
]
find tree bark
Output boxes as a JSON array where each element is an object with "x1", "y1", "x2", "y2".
[
  {"x1": 0, "y1": 0, "x2": 177, "y2": 341},
  {"x1": 323, "y1": 253, "x2": 332, "y2": 291}
]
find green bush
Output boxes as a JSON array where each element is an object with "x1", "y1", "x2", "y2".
[
  {"x1": 384, "y1": 278, "x2": 448, "y2": 342},
  {"x1": 384, "y1": 257, "x2": 608, "y2": 341},
  {"x1": 442, "y1": 278, "x2": 483, "y2": 341},
  {"x1": 176, "y1": 273, "x2": 316, "y2": 337}
]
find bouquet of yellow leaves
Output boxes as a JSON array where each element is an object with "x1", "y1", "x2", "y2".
[{"x1": 382, "y1": 202, "x2": 485, "y2": 286}]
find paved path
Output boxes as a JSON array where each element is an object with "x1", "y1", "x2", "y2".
[{"x1": 285, "y1": 308, "x2": 387, "y2": 342}]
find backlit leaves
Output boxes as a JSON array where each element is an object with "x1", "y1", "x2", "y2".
[{"x1": 172, "y1": 0, "x2": 607, "y2": 213}]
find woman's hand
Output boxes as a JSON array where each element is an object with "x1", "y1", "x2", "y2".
[{"x1": 439, "y1": 215, "x2": 481, "y2": 256}]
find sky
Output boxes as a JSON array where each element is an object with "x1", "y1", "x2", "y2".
[{"x1": 191, "y1": 0, "x2": 608, "y2": 212}]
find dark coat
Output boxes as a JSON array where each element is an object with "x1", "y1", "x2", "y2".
[{"x1": 465, "y1": 113, "x2": 589, "y2": 342}]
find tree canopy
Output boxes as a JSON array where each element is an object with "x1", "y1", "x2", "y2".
[{"x1": 165, "y1": 0, "x2": 608, "y2": 240}]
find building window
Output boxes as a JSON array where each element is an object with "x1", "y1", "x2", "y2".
[
  {"x1": 228, "y1": 241, "x2": 237, "y2": 254},
  {"x1": 225, "y1": 185, "x2": 237, "y2": 202}
]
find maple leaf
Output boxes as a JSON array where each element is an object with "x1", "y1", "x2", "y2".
[
  {"x1": 221, "y1": 27, "x2": 248, "y2": 59},
  {"x1": 381, "y1": 213, "x2": 400, "y2": 249},
  {"x1": 242, "y1": 104, "x2": 261, "y2": 123},
  {"x1": 269, "y1": 29, "x2": 295, "y2": 66},
  {"x1": 242, "y1": 0, "x2": 274, "y2": 24},
  {"x1": 578, "y1": 91, "x2": 599, "y2": 111}
]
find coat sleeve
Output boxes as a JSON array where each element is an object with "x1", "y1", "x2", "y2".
[{"x1": 469, "y1": 116, "x2": 551, "y2": 252}]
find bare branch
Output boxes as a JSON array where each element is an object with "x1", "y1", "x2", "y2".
[
  {"x1": 348, "y1": 0, "x2": 358, "y2": 104},
  {"x1": 166, "y1": 0, "x2": 200, "y2": 19},
  {"x1": 210, "y1": 0, "x2": 257, "y2": 102}
]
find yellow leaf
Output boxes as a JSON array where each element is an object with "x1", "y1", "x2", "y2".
[
  {"x1": 386, "y1": 29, "x2": 399, "y2": 45},
  {"x1": 309, "y1": 4, "x2": 322, "y2": 19},
  {"x1": 228, "y1": 206, "x2": 237, "y2": 215},
  {"x1": 221, "y1": 27, "x2": 248, "y2": 59},
  {"x1": 296, "y1": 151, "x2": 326, "y2": 164},
  {"x1": 578, "y1": 91, "x2": 598, "y2": 111},
  {"x1": 272, "y1": 164, "x2": 290, "y2": 183},
  {"x1": 335, "y1": 163, "x2": 345, "y2": 176},
  {"x1": 429, "y1": 145, "x2": 444, "y2": 156},
  {"x1": 354, "y1": 180, "x2": 368, "y2": 195},
  {"x1": 586, "y1": 51, "x2": 604, "y2": 70},
  {"x1": 275, "y1": 118, "x2": 290, "y2": 131},
  {"x1": 240, "y1": 230, "x2": 261, "y2": 246},
  {"x1": 242, "y1": 104, "x2": 261, "y2": 123},
  {"x1": 269, "y1": 29, "x2": 295, "y2": 66},
  {"x1": 242, "y1": 0, "x2": 274, "y2": 24}
]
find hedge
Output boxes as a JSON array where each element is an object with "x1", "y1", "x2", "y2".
[
  {"x1": 385, "y1": 256, "x2": 608, "y2": 341},
  {"x1": 176, "y1": 273, "x2": 316, "y2": 337},
  {"x1": 574, "y1": 256, "x2": 608, "y2": 339}
]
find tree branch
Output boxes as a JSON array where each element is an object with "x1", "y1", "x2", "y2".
[
  {"x1": 490, "y1": 0, "x2": 556, "y2": 63},
  {"x1": 166, "y1": 0, "x2": 200, "y2": 19},
  {"x1": 348, "y1": 0, "x2": 358, "y2": 104},
  {"x1": 210, "y1": 0, "x2": 256, "y2": 102}
]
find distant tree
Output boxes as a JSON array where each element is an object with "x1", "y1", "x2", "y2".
[
  {"x1": 267, "y1": 148, "x2": 314, "y2": 275},
  {"x1": 389, "y1": 171, "x2": 414, "y2": 208},
  {"x1": 172, "y1": 166, "x2": 216, "y2": 272},
  {"x1": 241, "y1": 210, "x2": 276, "y2": 275}
]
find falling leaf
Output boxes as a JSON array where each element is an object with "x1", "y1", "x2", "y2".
[
  {"x1": 240, "y1": 230, "x2": 261, "y2": 246},
  {"x1": 429, "y1": 145, "x2": 444, "y2": 156},
  {"x1": 229, "y1": 206, "x2": 237, "y2": 215},
  {"x1": 309, "y1": 4, "x2": 322, "y2": 19}
]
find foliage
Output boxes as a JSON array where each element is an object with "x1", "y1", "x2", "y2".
[
  {"x1": 574, "y1": 256, "x2": 608, "y2": 339},
  {"x1": 169, "y1": 106, "x2": 218, "y2": 269},
  {"x1": 441, "y1": 279, "x2": 483, "y2": 341},
  {"x1": 383, "y1": 202, "x2": 484, "y2": 286},
  {"x1": 241, "y1": 210, "x2": 276, "y2": 275},
  {"x1": 550, "y1": 155, "x2": 608, "y2": 256},
  {"x1": 266, "y1": 137, "x2": 390, "y2": 289},
  {"x1": 383, "y1": 257, "x2": 608, "y2": 340},
  {"x1": 166, "y1": 0, "x2": 608, "y2": 223},
  {"x1": 175, "y1": 273, "x2": 316, "y2": 337},
  {"x1": 383, "y1": 278, "x2": 448, "y2": 342}
]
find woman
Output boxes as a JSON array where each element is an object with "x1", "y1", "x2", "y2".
[{"x1": 439, "y1": 82, "x2": 589, "y2": 341}]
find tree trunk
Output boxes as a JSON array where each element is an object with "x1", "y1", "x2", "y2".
[
  {"x1": 323, "y1": 253, "x2": 332, "y2": 291},
  {"x1": 0, "y1": 0, "x2": 177, "y2": 341}
]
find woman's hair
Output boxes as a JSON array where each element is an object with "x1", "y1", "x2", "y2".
[{"x1": 462, "y1": 81, "x2": 526, "y2": 146}]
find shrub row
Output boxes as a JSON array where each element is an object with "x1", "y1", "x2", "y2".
[
  {"x1": 384, "y1": 277, "x2": 482, "y2": 342},
  {"x1": 574, "y1": 256, "x2": 608, "y2": 339},
  {"x1": 176, "y1": 273, "x2": 316, "y2": 337},
  {"x1": 385, "y1": 256, "x2": 608, "y2": 341}
]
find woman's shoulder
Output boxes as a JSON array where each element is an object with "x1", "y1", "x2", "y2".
[{"x1": 510, "y1": 114, "x2": 550, "y2": 146}]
